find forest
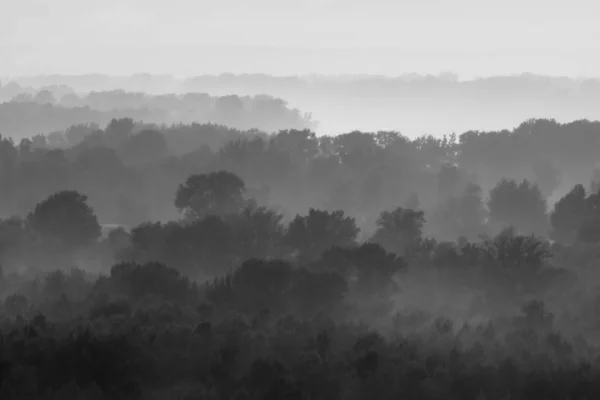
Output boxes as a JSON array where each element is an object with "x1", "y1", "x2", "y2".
[
  {"x1": 0, "y1": 80, "x2": 315, "y2": 139},
  {"x1": 7, "y1": 73, "x2": 600, "y2": 136},
  {"x1": 3, "y1": 112, "x2": 600, "y2": 399}
]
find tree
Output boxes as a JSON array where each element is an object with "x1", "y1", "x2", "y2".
[
  {"x1": 432, "y1": 183, "x2": 487, "y2": 240},
  {"x1": 32, "y1": 90, "x2": 57, "y2": 105},
  {"x1": 370, "y1": 207, "x2": 425, "y2": 256},
  {"x1": 47, "y1": 131, "x2": 68, "y2": 148},
  {"x1": 285, "y1": 208, "x2": 359, "y2": 261},
  {"x1": 230, "y1": 259, "x2": 295, "y2": 313},
  {"x1": 226, "y1": 204, "x2": 285, "y2": 260},
  {"x1": 0, "y1": 135, "x2": 17, "y2": 176},
  {"x1": 104, "y1": 118, "x2": 134, "y2": 147},
  {"x1": 482, "y1": 228, "x2": 551, "y2": 271},
  {"x1": 175, "y1": 171, "x2": 247, "y2": 221},
  {"x1": 550, "y1": 184, "x2": 589, "y2": 244},
  {"x1": 120, "y1": 221, "x2": 174, "y2": 264},
  {"x1": 18, "y1": 138, "x2": 32, "y2": 161},
  {"x1": 107, "y1": 261, "x2": 198, "y2": 305},
  {"x1": 165, "y1": 216, "x2": 237, "y2": 276},
  {"x1": 270, "y1": 129, "x2": 318, "y2": 165},
  {"x1": 288, "y1": 269, "x2": 347, "y2": 316},
  {"x1": 578, "y1": 191, "x2": 600, "y2": 243},
  {"x1": 119, "y1": 129, "x2": 167, "y2": 165},
  {"x1": 214, "y1": 95, "x2": 246, "y2": 126},
  {"x1": 65, "y1": 123, "x2": 99, "y2": 147},
  {"x1": 27, "y1": 190, "x2": 101, "y2": 251},
  {"x1": 320, "y1": 243, "x2": 405, "y2": 292},
  {"x1": 481, "y1": 227, "x2": 552, "y2": 293},
  {"x1": 122, "y1": 218, "x2": 236, "y2": 277},
  {"x1": 0, "y1": 217, "x2": 28, "y2": 265},
  {"x1": 218, "y1": 137, "x2": 292, "y2": 185},
  {"x1": 488, "y1": 179, "x2": 548, "y2": 236},
  {"x1": 75, "y1": 146, "x2": 124, "y2": 173}
]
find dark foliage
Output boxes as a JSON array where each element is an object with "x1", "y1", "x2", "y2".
[
  {"x1": 4, "y1": 113, "x2": 600, "y2": 398},
  {"x1": 26, "y1": 190, "x2": 101, "y2": 251},
  {"x1": 175, "y1": 171, "x2": 247, "y2": 221}
]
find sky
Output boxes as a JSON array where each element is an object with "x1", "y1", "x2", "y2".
[{"x1": 2, "y1": 0, "x2": 600, "y2": 78}]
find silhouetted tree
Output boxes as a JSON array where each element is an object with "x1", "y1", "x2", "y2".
[
  {"x1": 550, "y1": 184, "x2": 589, "y2": 244},
  {"x1": 105, "y1": 261, "x2": 198, "y2": 305},
  {"x1": 318, "y1": 243, "x2": 405, "y2": 298},
  {"x1": 32, "y1": 90, "x2": 56, "y2": 105},
  {"x1": 481, "y1": 227, "x2": 552, "y2": 293},
  {"x1": 285, "y1": 208, "x2": 359, "y2": 261},
  {"x1": 227, "y1": 204, "x2": 285, "y2": 260},
  {"x1": 371, "y1": 207, "x2": 425, "y2": 256},
  {"x1": 175, "y1": 171, "x2": 247, "y2": 221},
  {"x1": 104, "y1": 117, "x2": 134, "y2": 147},
  {"x1": 27, "y1": 190, "x2": 101, "y2": 251}
]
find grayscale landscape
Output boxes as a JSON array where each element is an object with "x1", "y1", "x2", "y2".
[{"x1": 2, "y1": 1, "x2": 600, "y2": 399}]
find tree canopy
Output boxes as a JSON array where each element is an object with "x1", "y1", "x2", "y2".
[
  {"x1": 175, "y1": 171, "x2": 247, "y2": 221},
  {"x1": 26, "y1": 190, "x2": 101, "y2": 251}
]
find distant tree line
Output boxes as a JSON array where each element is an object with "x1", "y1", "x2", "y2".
[{"x1": 0, "y1": 88, "x2": 314, "y2": 139}]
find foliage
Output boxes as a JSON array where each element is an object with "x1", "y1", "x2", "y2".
[
  {"x1": 285, "y1": 208, "x2": 359, "y2": 261},
  {"x1": 175, "y1": 171, "x2": 247, "y2": 221},
  {"x1": 488, "y1": 179, "x2": 548, "y2": 236},
  {"x1": 103, "y1": 261, "x2": 199, "y2": 305},
  {"x1": 371, "y1": 207, "x2": 425, "y2": 256},
  {"x1": 5, "y1": 109, "x2": 600, "y2": 397},
  {"x1": 26, "y1": 190, "x2": 101, "y2": 251},
  {"x1": 551, "y1": 184, "x2": 590, "y2": 244}
]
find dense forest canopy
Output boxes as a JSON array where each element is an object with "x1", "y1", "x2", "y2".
[
  {"x1": 1, "y1": 116, "x2": 599, "y2": 232},
  {"x1": 6, "y1": 0, "x2": 600, "y2": 392},
  {"x1": 4, "y1": 80, "x2": 600, "y2": 398}
]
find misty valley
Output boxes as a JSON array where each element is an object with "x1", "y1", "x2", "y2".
[{"x1": 3, "y1": 78, "x2": 600, "y2": 400}]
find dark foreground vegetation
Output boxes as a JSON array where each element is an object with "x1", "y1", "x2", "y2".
[{"x1": 3, "y1": 117, "x2": 600, "y2": 398}]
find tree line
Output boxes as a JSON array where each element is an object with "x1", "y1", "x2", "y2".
[
  {"x1": 0, "y1": 166, "x2": 597, "y2": 398},
  {"x1": 2, "y1": 116, "x2": 600, "y2": 398},
  {"x1": 0, "y1": 85, "x2": 315, "y2": 139},
  {"x1": 3, "y1": 117, "x2": 600, "y2": 237}
]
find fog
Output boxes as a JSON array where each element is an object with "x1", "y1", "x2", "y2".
[
  {"x1": 5, "y1": 73, "x2": 600, "y2": 137},
  {"x1": 4, "y1": 1, "x2": 600, "y2": 399}
]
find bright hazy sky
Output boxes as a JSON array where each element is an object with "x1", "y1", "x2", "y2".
[{"x1": 2, "y1": 0, "x2": 600, "y2": 78}]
